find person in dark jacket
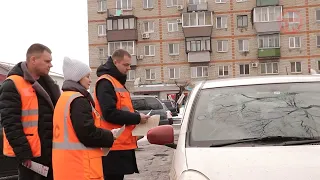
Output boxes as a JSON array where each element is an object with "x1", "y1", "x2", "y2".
[
  {"x1": 0, "y1": 43, "x2": 61, "y2": 180},
  {"x1": 95, "y1": 49, "x2": 150, "y2": 180},
  {"x1": 52, "y1": 57, "x2": 115, "y2": 180}
]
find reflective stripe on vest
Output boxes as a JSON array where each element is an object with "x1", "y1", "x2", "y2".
[
  {"x1": 94, "y1": 74, "x2": 137, "y2": 151},
  {"x1": 52, "y1": 92, "x2": 90, "y2": 150},
  {"x1": 2, "y1": 75, "x2": 41, "y2": 157}
]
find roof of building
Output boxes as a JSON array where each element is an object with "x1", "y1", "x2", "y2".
[{"x1": 0, "y1": 61, "x2": 64, "y2": 78}]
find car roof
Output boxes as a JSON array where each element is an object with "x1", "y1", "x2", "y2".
[{"x1": 201, "y1": 75, "x2": 320, "y2": 89}]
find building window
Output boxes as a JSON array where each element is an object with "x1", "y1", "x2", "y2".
[
  {"x1": 289, "y1": 37, "x2": 301, "y2": 48},
  {"x1": 166, "y1": 0, "x2": 178, "y2": 7},
  {"x1": 216, "y1": 16, "x2": 228, "y2": 29},
  {"x1": 236, "y1": 0, "x2": 247, "y2": 2},
  {"x1": 143, "y1": 21, "x2": 154, "y2": 33},
  {"x1": 169, "y1": 44, "x2": 179, "y2": 55},
  {"x1": 127, "y1": 70, "x2": 135, "y2": 81},
  {"x1": 116, "y1": 0, "x2": 132, "y2": 10},
  {"x1": 146, "y1": 69, "x2": 156, "y2": 80},
  {"x1": 258, "y1": 34, "x2": 280, "y2": 49},
  {"x1": 254, "y1": 6, "x2": 282, "y2": 22},
  {"x1": 218, "y1": 66, "x2": 229, "y2": 76},
  {"x1": 168, "y1": 21, "x2": 178, "y2": 32},
  {"x1": 98, "y1": 0, "x2": 107, "y2": 12},
  {"x1": 182, "y1": 12, "x2": 212, "y2": 27},
  {"x1": 316, "y1": 10, "x2": 320, "y2": 21},
  {"x1": 240, "y1": 64, "x2": 250, "y2": 75},
  {"x1": 238, "y1": 39, "x2": 249, "y2": 52},
  {"x1": 189, "y1": 0, "x2": 206, "y2": 4},
  {"x1": 217, "y1": 40, "x2": 228, "y2": 52},
  {"x1": 144, "y1": 45, "x2": 155, "y2": 56},
  {"x1": 261, "y1": 62, "x2": 279, "y2": 74},
  {"x1": 191, "y1": 66, "x2": 208, "y2": 78},
  {"x1": 318, "y1": 60, "x2": 320, "y2": 70},
  {"x1": 290, "y1": 62, "x2": 302, "y2": 73},
  {"x1": 169, "y1": 68, "x2": 180, "y2": 79},
  {"x1": 144, "y1": 0, "x2": 154, "y2": 8},
  {"x1": 287, "y1": 11, "x2": 300, "y2": 23},
  {"x1": 215, "y1": 0, "x2": 226, "y2": 3},
  {"x1": 98, "y1": 24, "x2": 106, "y2": 36},
  {"x1": 317, "y1": 36, "x2": 320, "y2": 47},
  {"x1": 108, "y1": 41, "x2": 135, "y2": 56},
  {"x1": 237, "y1": 15, "x2": 248, "y2": 28},
  {"x1": 186, "y1": 38, "x2": 211, "y2": 52},
  {"x1": 98, "y1": 47, "x2": 106, "y2": 59},
  {"x1": 107, "y1": 18, "x2": 135, "y2": 30}
]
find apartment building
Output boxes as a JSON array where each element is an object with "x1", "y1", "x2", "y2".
[{"x1": 87, "y1": 0, "x2": 320, "y2": 99}]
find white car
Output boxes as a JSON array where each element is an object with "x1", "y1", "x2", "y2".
[{"x1": 147, "y1": 75, "x2": 320, "y2": 180}]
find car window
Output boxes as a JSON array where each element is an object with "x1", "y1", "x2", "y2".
[
  {"x1": 132, "y1": 99, "x2": 148, "y2": 110},
  {"x1": 163, "y1": 101, "x2": 172, "y2": 108},
  {"x1": 189, "y1": 82, "x2": 320, "y2": 146},
  {"x1": 145, "y1": 97, "x2": 163, "y2": 110}
]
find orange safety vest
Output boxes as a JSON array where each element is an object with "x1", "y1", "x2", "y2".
[
  {"x1": 2, "y1": 75, "x2": 41, "y2": 157},
  {"x1": 94, "y1": 74, "x2": 137, "y2": 151},
  {"x1": 52, "y1": 91, "x2": 104, "y2": 180}
]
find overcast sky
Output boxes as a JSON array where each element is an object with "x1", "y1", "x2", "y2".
[{"x1": 0, "y1": 0, "x2": 89, "y2": 74}]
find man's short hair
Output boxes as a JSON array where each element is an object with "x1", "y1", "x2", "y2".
[
  {"x1": 26, "y1": 43, "x2": 52, "y2": 61},
  {"x1": 111, "y1": 49, "x2": 131, "y2": 61}
]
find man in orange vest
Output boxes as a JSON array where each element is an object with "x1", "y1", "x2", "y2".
[
  {"x1": 94, "y1": 49, "x2": 150, "y2": 180},
  {"x1": 0, "y1": 43, "x2": 61, "y2": 180}
]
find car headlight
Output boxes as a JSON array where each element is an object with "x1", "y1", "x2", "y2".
[{"x1": 178, "y1": 170, "x2": 209, "y2": 180}]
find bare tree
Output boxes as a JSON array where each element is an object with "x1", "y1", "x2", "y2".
[{"x1": 173, "y1": 80, "x2": 190, "y2": 103}]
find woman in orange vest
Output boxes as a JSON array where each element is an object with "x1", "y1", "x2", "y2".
[{"x1": 52, "y1": 57, "x2": 115, "y2": 180}]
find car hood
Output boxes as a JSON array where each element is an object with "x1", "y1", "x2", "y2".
[{"x1": 185, "y1": 145, "x2": 320, "y2": 179}]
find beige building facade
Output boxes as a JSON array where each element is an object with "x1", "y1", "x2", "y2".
[{"x1": 88, "y1": 0, "x2": 320, "y2": 99}]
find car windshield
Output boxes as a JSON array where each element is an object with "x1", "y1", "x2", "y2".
[{"x1": 189, "y1": 82, "x2": 320, "y2": 147}]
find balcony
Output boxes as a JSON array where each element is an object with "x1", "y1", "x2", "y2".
[
  {"x1": 187, "y1": 2, "x2": 208, "y2": 12},
  {"x1": 107, "y1": 8, "x2": 134, "y2": 17},
  {"x1": 188, "y1": 51, "x2": 210, "y2": 63},
  {"x1": 253, "y1": 6, "x2": 282, "y2": 33},
  {"x1": 258, "y1": 48, "x2": 280, "y2": 59},
  {"x1": 256, "y1": 0, "x2": 279, "y2": 7},
  {"x1": 106, "y1": 17, "x2": 138, "y2": 41},
  {"x1": 182, "y1": 11, "x2": 213, "y2": 38}
]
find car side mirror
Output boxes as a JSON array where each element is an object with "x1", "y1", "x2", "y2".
[{"x1": 147, "y1": 125, "x2": 176, "y2": 149}]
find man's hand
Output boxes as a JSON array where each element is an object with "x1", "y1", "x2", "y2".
[
  {"x1": 22, "y1": 159, "x2": 32, "y2": 168},
  {"x1": 139, "y1": 113, "x2": 150, "y2": 124}
]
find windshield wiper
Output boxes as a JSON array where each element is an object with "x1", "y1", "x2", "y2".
[
  {"x1": 281, "y1": 139, "x2": 320, "y2": 146},
  {"x1": 210, "y1": 136, "x2": 316, "y2": 147}
]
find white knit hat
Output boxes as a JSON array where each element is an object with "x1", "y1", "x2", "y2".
[{"x1": 63, "y1": 57, "x2": 91, "y2": 82}]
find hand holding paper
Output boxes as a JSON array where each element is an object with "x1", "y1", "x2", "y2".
[
  {"x1": 132, "y1": 114, "x2": 160, "y2": 136},
  {"x1": 102, "y1": 125, "x2": 125, "y2": 156}
]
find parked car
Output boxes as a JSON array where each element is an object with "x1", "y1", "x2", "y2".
[
  {"x1": 161, "y1": 100, "x2": 178, "y2": 116},
  {"x1": 0, "y1": 123, "x2": 18, "y2": 180},
  {"x1": 131, "y1": 95, "x2": 173, "y2": 125},
  {"x1": 148, "y1": 75, "x2": 320, "y2": 180}
]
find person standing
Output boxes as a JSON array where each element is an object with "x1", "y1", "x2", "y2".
[
  {"x1": 93, "y1": 49, "x2": 150, "y2": 180},
  {"x1": 0, "y1": 43, "x2": 60, "y2": 180},
  {"x1": 52, "y1": 57, "x2": 115, "y2": 180}
]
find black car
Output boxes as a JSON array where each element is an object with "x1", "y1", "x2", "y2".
[
  {"x1": 161, "y1": 100, "x2": 178, "y2": 117},
  {"x1": 131, "y1": 95, "x2": 173, "y2": 125},
  {"x1": 0, "y1": 124, "x2": 18, "y2": 180}
]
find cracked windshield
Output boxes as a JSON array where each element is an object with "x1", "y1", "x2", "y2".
[{"x1": 191, "y1": 82, "x2": 320, "y2": 146}]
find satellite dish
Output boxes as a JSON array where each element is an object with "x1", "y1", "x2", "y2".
[{"x1": 134, "y1": 77, "x2": 141, "y2": 86}]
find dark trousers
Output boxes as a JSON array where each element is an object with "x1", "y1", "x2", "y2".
[
  {"x1": 104, "y1": 174, "x2": 124, "y2": 180},
  {"x1": 18, "y1": 164, "x2": 53, "y2": 180}
]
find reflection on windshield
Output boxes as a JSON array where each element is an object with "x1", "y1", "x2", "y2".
[{"x1": 190, "y1": 82, "x2": 320, "y2": 146}]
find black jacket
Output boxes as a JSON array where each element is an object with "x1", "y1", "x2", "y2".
[
  {"x1": 96, "y1": 57, "x2": 140, "y2": 175},
  {"x1": 61, "y1": 80, "x2": 114, "y2": 148},
  {"x1": 0, "y1": 62, "x2": 60, "y2": 165},
  {"x1": 96, "y1": 57, "x2": 140, "y2": 125}
]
